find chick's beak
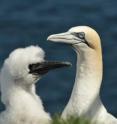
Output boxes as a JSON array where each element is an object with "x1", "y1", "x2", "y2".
[{"x1": 29, "y1": 61, "x2": 71, "y2": 75}]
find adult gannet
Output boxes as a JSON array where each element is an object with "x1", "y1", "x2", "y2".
[
  {"x1": 47, "y1": 26, "x2": 117, "y2": 124},
  {"x1": 0, "y1": 45, "x2": 70, "y2": 124}
]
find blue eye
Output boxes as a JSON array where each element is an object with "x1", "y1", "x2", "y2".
[
  {"x1": 72, "y1": 32, "x2": 90, "y2": 46},
  {"x1": 78, "y1": 32, "x2": 85, "y2": 39},
  {"x1": 73, "y1": 32, "x2": 85, "y2": 39}
]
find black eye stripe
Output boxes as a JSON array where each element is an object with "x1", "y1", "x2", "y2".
[
  {"x1": 71, "y1": 32, "x2": 90, "y2": 47},
  {"x1": 29, "y1": 63, "x2": 41, "y2": 73},
  {"x1": 72, "y1": 32, "x2": 85, "y2": 39}
]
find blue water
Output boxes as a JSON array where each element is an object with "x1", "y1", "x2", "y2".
[{"x1": 0, "y1": 0, "x2": 117, "y2": 116}]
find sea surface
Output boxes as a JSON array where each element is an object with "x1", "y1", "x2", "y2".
[{"x1": 0, "y1": 0, "x2": 117, "y2": 116}]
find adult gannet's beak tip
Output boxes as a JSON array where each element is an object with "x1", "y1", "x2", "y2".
[
  {"x1": 47, "y1": 32, "x2": 73, "y2": 44},
  {"x1": 47, "y1": 35, "x2": 52, "y2": 41},
  {"x1": 47, "y1": 34, "x2": 60, "y2": 42},
  {"x1": 47, "y1": 34, "x2": 58, "y2": 42}
]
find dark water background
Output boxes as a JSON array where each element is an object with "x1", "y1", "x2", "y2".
[{"x1": 0, "y1": 0, "x2": 117, "y2": 117}]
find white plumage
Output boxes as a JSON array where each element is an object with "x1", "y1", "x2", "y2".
[
  {"x1": 0, "y1": 46, "x2": 51, "y2": 124},
  {"x1": 48, "y1": 26, "x2": 117, "y2": 124}
]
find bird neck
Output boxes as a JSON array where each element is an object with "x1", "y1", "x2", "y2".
[
  {"x1": 1, "y1": 80, "x2": 44, "y2": 111},
  {"x1": 0, "y1": 77, "x2": 51, "y2": 123},
  {"x1": 66, "y1": 47, "x2": 103, "y2": 116}
]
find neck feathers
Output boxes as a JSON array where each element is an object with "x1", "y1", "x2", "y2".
[{"x1": 62, "y1": 46, "x2": 103, "y2": 118}]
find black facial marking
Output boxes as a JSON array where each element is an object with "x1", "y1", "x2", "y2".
[
  {"x1": 73, "y1": 32, "x2": 85, "y2": 39},
  {"x1": 72, "y1": 32, "x2": 90, "y2": 47},
  {"x1": 29, "y1": 63, "x2": 42, "y2": 75}
]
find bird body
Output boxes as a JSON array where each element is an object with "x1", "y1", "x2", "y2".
[
  {"x1": 0, "y1": 86, "x2": 50, "y2": 124},
  {"x1": 48, "y1": 26, "x2": 117, "y2": 124},
  {"x1": 0, "y1": 46, "x2": 70, "y2": 124}
]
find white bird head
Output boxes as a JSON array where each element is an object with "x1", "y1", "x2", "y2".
[
  {"x1": 47, "y1": 26, "x2": 101, "y2": 52},
  {"x1": 0, "y1": 46, "x2": 71, "y2": 87}
]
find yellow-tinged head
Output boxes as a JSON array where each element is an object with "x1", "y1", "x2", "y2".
[
  {"x1": 47, "y1": 26, "x2": 101, "y2": 51},
  {"x1": 47, "y1": 26, "x2": 103, "y2": 76}
]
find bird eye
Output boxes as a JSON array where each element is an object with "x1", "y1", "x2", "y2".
[
  {"x1": 29, "y1": 63, "x2": 41, "y2": 73},
  {"x1": 73, "y1": 32, "x2": 85, "y2": 39}
]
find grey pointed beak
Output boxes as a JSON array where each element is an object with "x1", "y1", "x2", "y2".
[
  {"x1": 29, "y1": 61, "x2": 71, "y2": 75},
  {"x1": 47, "y1": 32, "x2": 78, "y2": 44}
]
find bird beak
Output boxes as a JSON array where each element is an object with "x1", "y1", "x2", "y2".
[
  {"x1": 29, "y1": 61, "x2": 71, "y2": 75},
  {"x1": 47, "y1": 32, "x2": 78, "y2": 44}
]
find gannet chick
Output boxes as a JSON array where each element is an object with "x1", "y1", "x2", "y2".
[
  {"x1": 47, "y1": 26, "x2": 117, "y2": 124},
  {"x1": 0, "y1": 45, "x2": 71, "y2": 124}
]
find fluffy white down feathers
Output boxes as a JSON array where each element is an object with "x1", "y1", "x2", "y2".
[{"x1": 0, "y1": 46, "x2": 51, "y2": 124}]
